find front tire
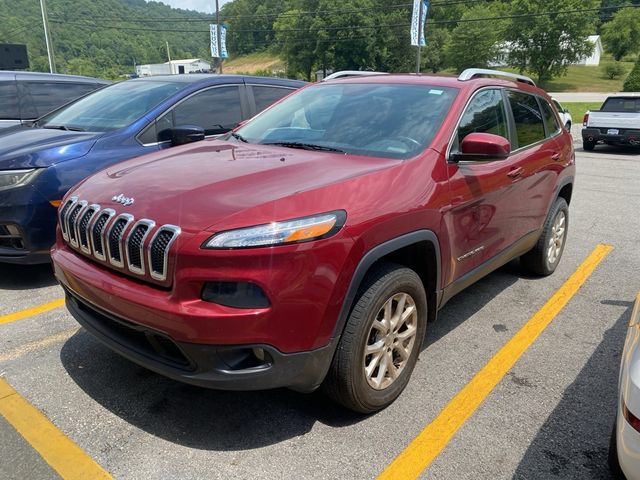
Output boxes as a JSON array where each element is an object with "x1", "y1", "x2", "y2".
[
  {"x1": 323, "y1": 262, "x2": 427, "y2": 413},
  {"x1": 521, "y1": 197, "x2": 569, "y2": 276}
]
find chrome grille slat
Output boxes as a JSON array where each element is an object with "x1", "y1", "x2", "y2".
[
  {"x1": 59, "y1": 196, "x2": 77, "y2": 242},
  {"x1": 77, "y1": 204, "x2": 100, "y2": 254},
  {"x1": 106, "y1": 214, "x2": 134, "y2": 268},
  {"x1": 62, "y1": 199, "x2": 180, "y2": 283},
  {"x1": 90, "y1": 209, "x2": 116, "y2": 261},
  {"x1": 125, "y1": 219, "x2": 155, "y2": 275},
  {"x1": 67, "y1": 201, "x2": 87, "y2": 248},
  {"x1": 148, "y1": 225, "x2": 181, "y2": 281}
]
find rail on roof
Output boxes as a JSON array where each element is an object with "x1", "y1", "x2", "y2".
[{"x1": 458, "y1": 68, "x2": 536, "y2": 87}]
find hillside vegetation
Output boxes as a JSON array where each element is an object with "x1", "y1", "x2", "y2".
[{"x1": 0, "y1": 0, "x2": 213, "y2": 78}]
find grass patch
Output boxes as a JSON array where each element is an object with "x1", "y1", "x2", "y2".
[
  {"x1": 223, "y1": 52, "x2": 284, "y2": 75},
  {"x1": 562, "y1": 102, "x2": 603, "y2": 123}
]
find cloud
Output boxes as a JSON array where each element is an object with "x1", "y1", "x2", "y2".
[{"x1": 149, "y1": 0, "x2": 233, "y2": 14}]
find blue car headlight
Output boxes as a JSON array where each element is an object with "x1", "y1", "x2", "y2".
[{"x1": 0, "y1": 169, "x2": 41, "y2": 192}]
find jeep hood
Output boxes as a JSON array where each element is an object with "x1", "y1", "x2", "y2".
[
  {"x1": 0, "y1": 126, "x2": 100, "y2": 169},
  {"x1": 69, "y1": 139, "x2": 399, "y2": 232}
]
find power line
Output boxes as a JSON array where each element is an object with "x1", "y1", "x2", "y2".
[{"x1": 49, "y1": 3, "x2": 640, "y2": 35}]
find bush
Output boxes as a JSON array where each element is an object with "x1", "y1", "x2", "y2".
[
  {"x1": 623, "y1": 58, "x2": 640, "y2": 92},
  {"x1": 603, "y1": 63, "x2": 625, "y2": 80}
]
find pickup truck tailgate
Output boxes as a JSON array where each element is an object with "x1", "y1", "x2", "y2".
[{"x1": 587, "y1": 111, "x2": 640, "y2": 129}]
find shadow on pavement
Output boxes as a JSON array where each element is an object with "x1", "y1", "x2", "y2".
[
  {"x1": 424, "y1": 259, "x2": 521, "y2": 349},
  {"x1": 513, "y1": 299, "x2": 633, "y2": 479},
  {"x1": 0, "y1": 263, "x2": 57, "y2": 290},
  {"x1": 60, "y1": 329, "x2": 363, "y2": 451}
]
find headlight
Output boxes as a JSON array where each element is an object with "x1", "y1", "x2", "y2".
[
  {"x1": 0, "y1": 169, "x2": 40, "y2": 192},
  {"x1": 203, "y1": 211, "x2": 346, "y2": 249}
]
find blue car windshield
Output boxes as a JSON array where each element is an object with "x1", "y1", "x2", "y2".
[
  {"x1": 236, "y1": 83, "x2": 458, "y2": 159},
  {"x1": 38, "y1": 80, "x2": 185, "y2": 132}
]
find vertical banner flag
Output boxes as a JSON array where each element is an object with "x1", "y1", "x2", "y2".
[
  {"x1": 410, "y1": 0, "x2": 429, "y2": 47},
  {"x1": 210, "y1": 24, "x2": 229, "y2": 59}
]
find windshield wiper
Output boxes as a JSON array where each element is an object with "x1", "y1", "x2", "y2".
[
  {"x1": 262, "y1": 142, "x2": 345, "y2": 153},
  {"x1": 230, "y1": 132, "x2": 248, "y2": 143},
  {"x1": 42, "y1": 124, "x2": 85, "y2": 132}
]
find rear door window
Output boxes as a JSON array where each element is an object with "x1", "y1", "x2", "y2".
[
  {"x1": 252, "y1": 86, "x2": 294, "y2": 113},
  {"x1": 455, "y1": 88, "x2": 509, "y2": 150},
  {"x1": 0, "y1": 80, "x2": 19, "y2": 119},
  {"x1": 172, "y1": 86, "x2": 243, "y2": 135},
  {"x1": 507, "y1": 91, "x2": 546, "y2": 149},
  {"x1": 24, "y1": 81, "x2": 100, "y2": 117}
]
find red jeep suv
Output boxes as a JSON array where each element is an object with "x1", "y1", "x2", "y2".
[{"x1": 52, "y1": 69, "x2": 575, "y2": 413}]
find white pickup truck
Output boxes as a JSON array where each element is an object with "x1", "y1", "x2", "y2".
[{"x1": 581, "y1": 96, "x2": 640, "y2": 151}]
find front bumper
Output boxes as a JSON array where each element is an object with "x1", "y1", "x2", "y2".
[
  {"x1": 0, "y1": 185, "x2": 57, "y2": 264},
  {"x1": 65, "y1": 288, "x2": 336, "y2": 392},
  {"x1": 582, "y1": 127, "x2": 640, "y2": 146}
]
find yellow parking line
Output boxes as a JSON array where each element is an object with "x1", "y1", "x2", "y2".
[
  {"x1": 0, "y1": 378, "x2": 112, "y2": 479},
  {"x1": 0, "y1": 298, "x2": 65, "y2": 326},
  {"x1": 378, "y1": 244, "x2": 613, "y2": 480}
]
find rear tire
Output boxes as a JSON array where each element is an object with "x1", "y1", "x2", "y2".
[
  {"x1": 583, "y1": 139, "x2": 596, "y2": 151},
  {"x1": 521, "y1": 197, "x2": 568, "y2": 276},
  {"x1": 322, "y1": 262, "x2": 427, "y2": 413}
]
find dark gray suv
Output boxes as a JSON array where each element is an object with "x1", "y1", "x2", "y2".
[{"x1": 0, "y1": 71, "x2": 110, "y2": 129}]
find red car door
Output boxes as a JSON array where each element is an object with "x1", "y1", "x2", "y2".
[{"x1": 443, "y1": 88, "x2": 515, "y2": 282}]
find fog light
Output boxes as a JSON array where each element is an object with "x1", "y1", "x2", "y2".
[
  {"x1": 201, "y1": 281, "x2": 270, "y2": 309},
  {"x1": 253, "y1": 347, "x2": 265, "y2": 362}
]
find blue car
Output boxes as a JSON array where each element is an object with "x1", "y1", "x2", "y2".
[{"x1": 0, "y1": 74, "x2": 305, "y2": 264}]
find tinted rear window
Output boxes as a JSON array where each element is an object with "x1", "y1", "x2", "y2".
[
  {"x1": 0, "y1": 80, "x2": 19, "y2": 119},
  {"x1": 601, "y1": 98, "x2": 640, "y2": 113}
]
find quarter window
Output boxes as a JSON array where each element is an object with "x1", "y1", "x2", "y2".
[
  {"x1": 507, "y1": 91, "x2": 546, "y2": 148},
  {"x1": 540, "y1": 99, "x2": 560, "y2": 136},
  {"x1": 455, "y1": 88, "x2": 509, "y2": 148}
]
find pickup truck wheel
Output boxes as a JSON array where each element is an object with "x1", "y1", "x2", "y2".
[
  {"x1": 323, "y1": 262, "x2": 427, "y2": 413},
  {"x1": 583, "y1": 139, "x2": 596, "y2": 151},
  {"x1": 565, "y1": 121, "x2": 571, "y2": 131},
  {"x1": 521, "y1": 197, "x2": 568, "y2": 276}
]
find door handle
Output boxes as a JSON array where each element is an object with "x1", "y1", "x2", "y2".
[
  {"x1": 507, "y1": 167, "x2": 524, "y2": 179},
  {"x1": 551, "y1": 152, "x2": 561, "y2": 161}
]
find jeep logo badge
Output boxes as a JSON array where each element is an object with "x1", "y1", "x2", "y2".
[{"x1": 112, "y1": 194, "x2": 134, "y2": 206}]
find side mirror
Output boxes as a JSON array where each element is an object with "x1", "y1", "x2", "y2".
[
  {"x1": 451, "y1": 132, "x2": 511, "y2": 162},
  {"x1": 160, "y1": 125, "x2": 205, "y2": 146}
]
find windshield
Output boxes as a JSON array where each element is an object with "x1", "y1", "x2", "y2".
[
  {"x1": 235, "y1": 83, "x2": 458, "y2": 159},
  {"x1": 38, "y1": 80, "x2": 185, "y2": 132}
]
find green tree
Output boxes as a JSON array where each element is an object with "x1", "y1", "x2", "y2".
[
  {"x1": 623, "y1": 57, "x2": 640, "y2": 91},
  {"x1": 422, "y1": 26, "x2": 450, "y2": 73},
  {"x1": 446, "y1": 3, "x2": 508, "y2": 73},
  {"x1": 601, "y1": 7, "x2": 640, "y2": 61},
  {"x1": 505, "y1": 0, "x2": 600, "y2": 85}
]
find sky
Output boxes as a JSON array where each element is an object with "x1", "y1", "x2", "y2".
[{"x1": 152, "y1": 0, "x2": 233, "y2": 14}]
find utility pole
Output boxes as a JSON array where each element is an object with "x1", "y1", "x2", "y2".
[
  {"x1": 215, "y1": 0, "x2": 222, "y2": 73},
  {"x1": 415, "y1": 0, "x2": 423, "y2": 74},
  {"x1": 40, "y1": 0, "x2": 56, "y2": 73},
  {"x1": 166, "y1": 41, "x2": 171, "y2": 62}
]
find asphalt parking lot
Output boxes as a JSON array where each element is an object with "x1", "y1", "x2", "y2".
[{"x1": 1, "y1": 129, "x2": 639, "y2": 480}]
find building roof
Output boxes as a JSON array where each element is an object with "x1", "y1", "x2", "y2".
[{"x1": 164, "y1": 59, "x2": 208, "y2": 65}]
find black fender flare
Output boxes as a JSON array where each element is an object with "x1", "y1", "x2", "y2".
[
  {"x1": 554, "y1": 175, "x2": 574, "y2": 204},
  {"x1": 330, "y1": 229, "x2": 441, "y2": 341}
]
